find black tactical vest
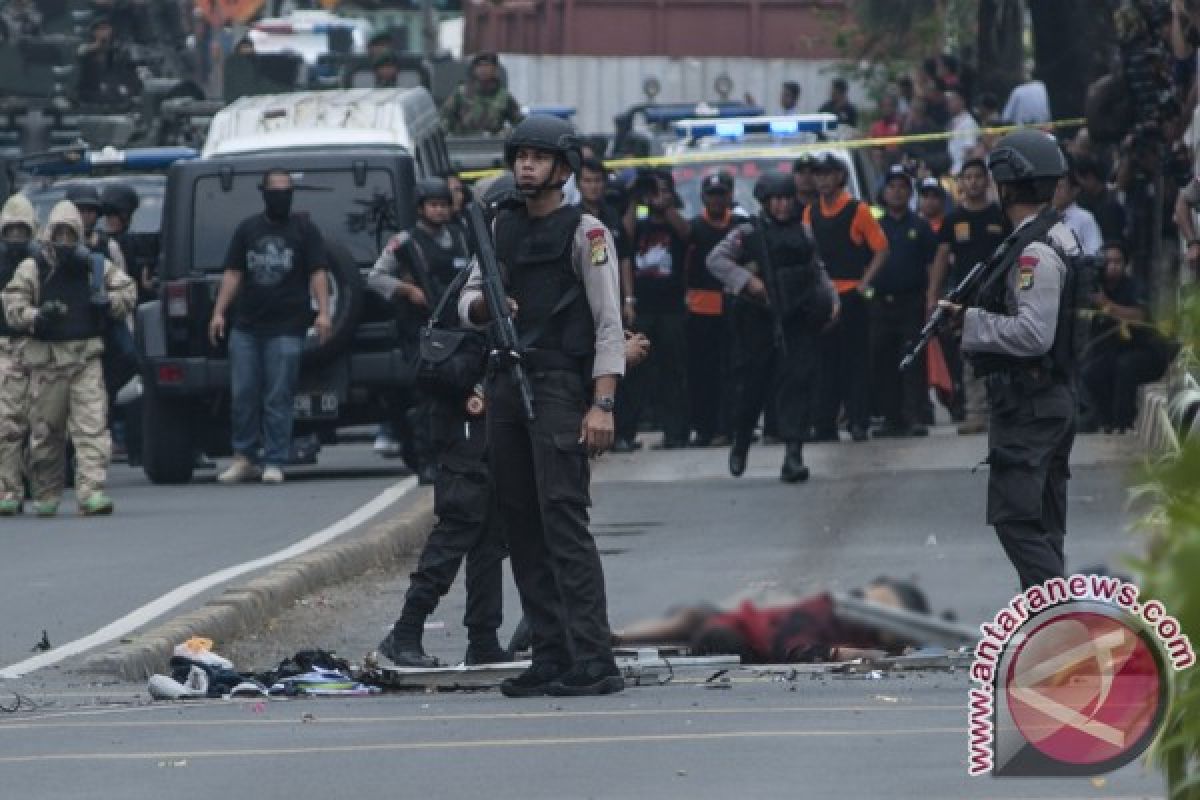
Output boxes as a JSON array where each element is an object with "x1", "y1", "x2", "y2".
[
  {"x1": 742, "y1": 217, "x2": 823, "y2": 322},
  {"x1": 809, "y1": 198, "x2": 873, "y2": 281},
  {"x1": 0, "y1": 244, "x2": 30, "y2": 337},
  {"x1": 35, "y1": 252, "x2": 102, "y2": 342},
  {"x1": 410, "y1": 224, "x2": 470, "y2": 318},
  {"x1": 494, "y1": 205, "x2": 594, "y2": 362},
  {"x1": 971, "y1": 235, "x2": 1079, "y2": 380}
]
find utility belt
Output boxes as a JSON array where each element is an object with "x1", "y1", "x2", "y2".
[{"x1": 979, "y1": 362, "x2": 1064, "y2": 415}]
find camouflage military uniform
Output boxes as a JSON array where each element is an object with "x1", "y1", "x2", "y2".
[
  {"x1": 0, "y1": 194, "x2": 38, "y2": 511},
  {"x1": 2, "y1": 201, "x2": 136, "y2": 513},
  {"x1": 440, "y1": 82, "x2": 524, "y2": 135}
]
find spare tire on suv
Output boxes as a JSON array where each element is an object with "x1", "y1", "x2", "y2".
[{"x1": 304, "y1": 239, "x2": 363, "y2": 365}]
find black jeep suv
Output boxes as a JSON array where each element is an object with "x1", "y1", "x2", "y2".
[{"x1": 136, "y1": 149, "x2": 421, "y2": 483}]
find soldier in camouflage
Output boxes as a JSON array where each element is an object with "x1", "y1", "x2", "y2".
[
  {"x1": 440, "y1": 53, "x2": 524, "y2": 136},
  {"x1": 2, "y1": 200, "x2": 136, "y2": 516},
  {"x1": 0, "y1": 194, "x2": 38, "y2": 515}
]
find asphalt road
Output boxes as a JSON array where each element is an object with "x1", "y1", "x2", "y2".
[
  {"x1": 0, "y1": 443, "x2": 420, "y2": 673},
  {"x1": 0, "y1": 427, "x2": 1167, "y2": 798}
]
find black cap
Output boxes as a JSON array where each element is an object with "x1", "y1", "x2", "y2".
[
  {"x1": 918, "y1": 176, "x2": 944, "y2": 195},
  {"x1": 813, "y1": 153, "x2": 844, "y2": 172},
  {"x1": 702, "y1": 171, "x2": 733, "y2": 194},
  {"x1": 470, "y1": 52, "x2": 499, "y2": 68},
  {"x1": 66, "y1": 184, "x2": 102, "y2": 210},
  {"x1": 100, "y1": 184, "x2": 139, "y2": 215},
  {"x1": 792, "y1": 154, "x2": 816, "y2": 172},
  {"x1": 884, "y1": 164, "x2": 912, "y2": 188},
  {"x1": 959, "y1": 157, "x2": 988, "y2": 175}
]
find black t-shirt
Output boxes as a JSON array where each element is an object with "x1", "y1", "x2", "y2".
[
  {"x1": 937, "y1": 203, "x2": 1009, "y2": 286},
  {"x1": 225, "y1": 212, "x2": 326, "y2": 336},
  {"x1": 633, "y1": 217, "x2": 689, "y2": 313}
]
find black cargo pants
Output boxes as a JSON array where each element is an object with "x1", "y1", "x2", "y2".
[
  {"x1": 729, "y1": 303, "x2": 818, "y2": 444},
  {"x1": 985, "y1": 375, "x2": 1076, "y2": 590},
  {"x1": 486, "y1": 367, "x2": 615, "y2": 668},
  {"x1": 404, "y1": 403, "x2": 506, "y2": 636}
]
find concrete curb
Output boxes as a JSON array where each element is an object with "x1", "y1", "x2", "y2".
[{"x1": 80, "y1": 492, "x2": 435, "y2": 682}]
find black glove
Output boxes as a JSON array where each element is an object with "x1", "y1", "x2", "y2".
[{"x1": 33, "y1": 300, "x2": 68, "y2": 335}]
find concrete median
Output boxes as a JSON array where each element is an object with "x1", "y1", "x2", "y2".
[{"x1": 81, "y1": 492, "x2": 435, "y2": 681}]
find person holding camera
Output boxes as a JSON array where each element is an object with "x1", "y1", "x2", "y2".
[
  {"x1": 619, "y1": 169, "x2": 691, "y2": 450},
  {"x1": 2, "y1": 200, "x2": 136, "y2": 516}
]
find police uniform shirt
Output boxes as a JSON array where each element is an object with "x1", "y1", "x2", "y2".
[
  {"x1": 874, "y1": 209, "x2": 937, "y2": 296},
  {"x1": 961, "y1": 216, "x2": 1078, "y2": 358},
  {"x1": 457, "y1": 214, "x2": 626, "y2": 379}
]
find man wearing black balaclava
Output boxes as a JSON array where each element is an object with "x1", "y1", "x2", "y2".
[
  {"x1": 0, "y1": 194, "x2": 38, "y2": 515},
  {"x1": 208, "y1": 169, "x2": 332, "y2": 486}
]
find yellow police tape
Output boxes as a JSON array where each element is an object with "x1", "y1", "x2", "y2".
[{"x1": 457, "y1": 118, "x2": 1086, "y2": 181}]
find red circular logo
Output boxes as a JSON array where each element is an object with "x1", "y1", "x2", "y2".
[{"x1": 1005, "y1": 610, "x2": 1164, "y2": 767}]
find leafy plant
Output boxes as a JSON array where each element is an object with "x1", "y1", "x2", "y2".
[{"x1": 1132, "y1": 287, "x2": 1200, "y2": 799}]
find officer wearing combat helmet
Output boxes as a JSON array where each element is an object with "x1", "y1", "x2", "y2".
[
  {"x1": 707, "y1": 171, "x2": 837, "y2": 482},
  {"x1": 458, "y1": 114, "x2": 626, "y2": 698},
  {"x1": 2, "y1": 200, "x2": 137, "y2": 516},
  {"x1": 938, "y1": 130, "x2": 1081, "y2": 590}
]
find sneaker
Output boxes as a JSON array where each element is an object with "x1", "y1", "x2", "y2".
[
  {"x1": 546, "y1": 659, "x2": 625, "y2": 697},
  {"x1": 261, "y1": 466, "x2": 284, "y2": 484},
  {"x1": 79, "y1": 493, "x2": 114, "y2": 516},
  {"x1": 500, "y1": 662, "x2": 567, "y2": 698},
  {"x1": 218, "y1": 457, "x2": 260, "y2": 484},
  {"x1": 374, "y1": 433, "x2": 402, "y2": 458},
  {"x1": 0, "y1": 498, "x2": 21, "y2": 516},
  {"x1": 33, "y1": 501, "x2": 59, "y2": 518}
]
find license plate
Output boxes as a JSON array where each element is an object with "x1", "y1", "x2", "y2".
[{"x1": 294, "y1": 392, "x2": 338, "y2": 420}]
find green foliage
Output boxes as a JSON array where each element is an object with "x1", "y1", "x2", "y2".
[{"x1": 1134, "y1": 288, "x2": 1200, "y2": 799}]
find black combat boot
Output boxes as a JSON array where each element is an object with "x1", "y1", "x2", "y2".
[
  {"x1": 546, "y1": 659, "x2": 625, "y2": 697},
  {"x1": 728, "y1": 435, "x2": 751, "y2": 477},
  {"x1": 464, "y1": 629, "x2": 511, "y2": 666},
  {"x1": 780, "y1": 441, "x2": 809, "y2": 483},
  {"x1": 501, "y1": 661, "x2": 568, "y2": 698},
  {"x1": 379, "y1": 609, "x2": 439, "y2": 668}
]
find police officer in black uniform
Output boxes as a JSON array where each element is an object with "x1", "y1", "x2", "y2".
[
  {"x1": 458, "y1": 115, "x2": 626, "y2": 698},
  {"x1": 939, "y1": 130, "x2": 1080, "y2": 590},
  {"x1": 369, "y1": 176, "x2": 508, "y2": 667},
  {"x1": 67, "y1": 185, "x2": 125, "y2": 274},
  {"x1": 372, "y1": 178, "x2": 473, "y2": 484},
  {"x1": 707, "y1": 172, "x2": 837, "y2": 482}
]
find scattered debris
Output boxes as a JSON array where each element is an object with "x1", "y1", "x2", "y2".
[{"x1": 31, "y1": 630, "x2": 51, "y2": 653}]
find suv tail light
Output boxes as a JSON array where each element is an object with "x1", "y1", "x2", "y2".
[
  {"x1": 157, "y1": 364, "x2": 185, "y2": 385},
  {"x1": 165, "y1": 280, "x2": 188, "y2": 318}
]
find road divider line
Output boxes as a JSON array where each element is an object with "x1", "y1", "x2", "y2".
[
  {"x1": 0, "y1": 478, "x2": 419, "y2": 680},
  {"x1": 0, "y1": 727, "x2": 967, "y2": 763}
]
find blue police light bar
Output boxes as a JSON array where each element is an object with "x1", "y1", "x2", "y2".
[
  {"x1": 673, "y1": 113, "x2": 839, "y2": 141},
  {"x1": 524, "y1": 104, "x2": 577, "y2": 120},
  {"x1": 643, "y1": 102, "x2": 765, "y2": 126},
  {"x1": 19, "y1": 146, "x2": 198, "y2": 176}
]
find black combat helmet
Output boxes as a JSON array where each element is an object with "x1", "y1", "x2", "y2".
[
  {"x1": 414, "y1": 177, "x2": 453, "y2": 206},
  {"x1": 987, "y1": 129, "x2": 1067, "y2": 184},
  {"x1": 503, "y1": 114, "x2": 583, "y2": 173},
  {"x1": 753, "y1": 171, "x2": 796, "y2": 202},
  {"x1": 65, "y1": 184, "x2": 102, "y2": 211},
  {"x1": 100, "y1": 184, "x2": 139, "y2": 216}
]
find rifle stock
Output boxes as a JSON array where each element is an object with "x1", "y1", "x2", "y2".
[{"x1": 464, "y1": 202, "x2": 536, "y2": 421}]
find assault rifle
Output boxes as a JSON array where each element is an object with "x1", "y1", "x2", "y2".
[
  {"x1": 464, "y1": 201, "x2": 536, "y2": 421},
  {"x1": 899, "y1": 207, "x2": 1060, "y2": 372}
]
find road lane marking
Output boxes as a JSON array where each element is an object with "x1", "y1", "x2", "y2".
[
  {"x1": 0, "y1": 727, "x2": 965, "y2": 763},
  {"x1": 0, "y1": 703, "x2": 964, "y2": 730},
  {"x1": 0, "y1": 477, "x2": 418, "y2": 680}
]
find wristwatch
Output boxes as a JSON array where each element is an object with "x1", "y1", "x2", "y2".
[{"x1": 593, "y1": 395, "x2": 616, "y2": 413}]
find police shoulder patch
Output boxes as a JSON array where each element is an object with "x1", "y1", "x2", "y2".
[
  {"x1": 586, "y1": 227, "x2": 608, "y2": 266},
  {"x1": 1017, "y1": 254, "x2": 1038, "y2": 290}
]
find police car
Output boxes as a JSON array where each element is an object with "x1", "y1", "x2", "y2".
[{"x1": 661, "y1": 113, "x2": 880, "y2": 215}]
